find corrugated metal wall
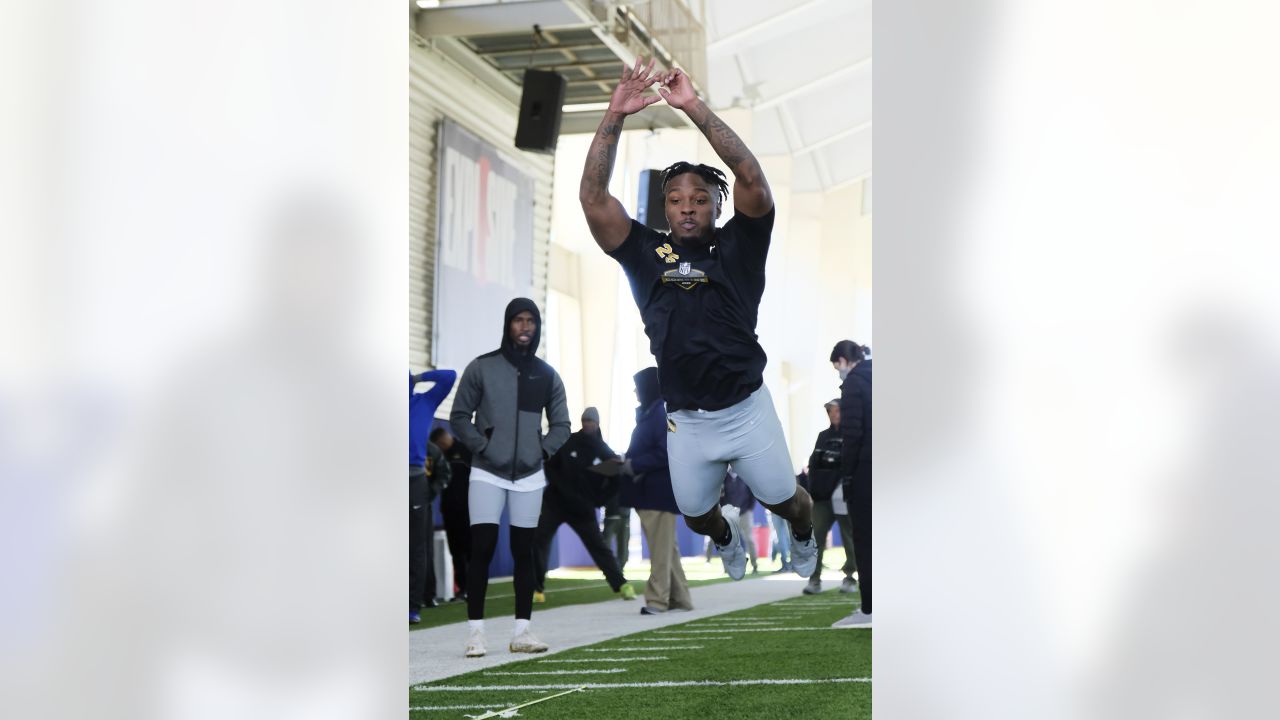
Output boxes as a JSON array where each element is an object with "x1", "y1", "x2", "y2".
[{"x1": 409, "y1": 36, "x2": 555, "y2": 414}]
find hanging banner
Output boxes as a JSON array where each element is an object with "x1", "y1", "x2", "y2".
[{"x1": 432, "y1": 118, "x2": 535, "y2": 370}]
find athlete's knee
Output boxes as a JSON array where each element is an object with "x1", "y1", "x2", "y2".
[
  {"x1": 792, "y1": 485, "x2": 813, "y2": 514},
  {"x1": 509, "y1": 525, "x2": 535, "y2": 554},
  {"x1": 470, "y1": 523, "x2": 499, "y2": 558},
  {"x1": 764, "y1": 486, "x2": 811, "y2": 519}
]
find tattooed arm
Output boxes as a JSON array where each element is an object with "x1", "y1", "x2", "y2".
[
  {"x1": 580, "y1": 57, "x2": 664, "y2": 252},
  {"x1": 658, "y1": 68, "x2": 773, "y2": 218}
]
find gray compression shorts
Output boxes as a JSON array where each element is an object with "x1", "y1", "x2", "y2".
[
  {"x1": 469, "y1": 480, "x2": 544, "y2": 528},
  {"x1": 665, "y1": 384, "x2": 799, "y2": 516}
]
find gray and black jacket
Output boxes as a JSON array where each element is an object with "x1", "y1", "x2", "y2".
[{"x1": 450, "y1": 298, "x2": 571, "y2": 482}]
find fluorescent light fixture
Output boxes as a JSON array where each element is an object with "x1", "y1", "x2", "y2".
[
  {"x1": 416, "y1": 0, "x2": 440, "y2": 8},
  {"x1": 563, "y1": 102, "x2": 611, "y2": 112}
]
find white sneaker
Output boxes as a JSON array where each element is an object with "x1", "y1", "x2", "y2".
[
  {"x1": 832, "y1": 611, "x2": 872, "y2": 628},
  {"x1": 464, "y1": 628, "x2": 486, "y2": 657},
  {"x1": 802, "y1": 578, "x2": 822, "y2": 595},
  {"x1": 790, "y1": 531, "x2": 818, "y2": 578},
  {"x1": 715, "y1": 519, "x2": 748, "y2": 581},
  {"x1": 509, "y1": 628, "x2": 549, "y2": 653},
  {"x1": 839, "y1": 577, "x2": 858, "y2": 594}
]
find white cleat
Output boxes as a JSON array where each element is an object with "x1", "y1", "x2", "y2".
[
  {"x1": 790, "y1": 531, "x2": 818, "y2": 578},
  {"x1": 802, "y1": 578, "x2": 823, "y2": 595},
  {"x1": 509, "y1": 628, "x2": 549, "y2": 653},
  {"x1": 839, "y1": 577, "x2": 859, "y2": 594},
  {"x1": 832, "y1": 611, "x2": 872, "y2": 628},
  {"x1": 464, "y1": 628, "x2": 486, "y2": 657},
  {"x1": 715, "y1": 519, "x2": 748, "y2": 581}
]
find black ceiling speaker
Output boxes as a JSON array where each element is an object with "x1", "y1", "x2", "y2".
[
  {"x1": 637, "y1": 169, "x2": 669, "y2": 232},
  {"x1": 514, "y1": 69, "x2": 566, "y2": 153}
]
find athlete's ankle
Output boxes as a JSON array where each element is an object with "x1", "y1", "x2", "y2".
[{"x1": 713, "y1": 518, "x2": 733, "y2": 547}]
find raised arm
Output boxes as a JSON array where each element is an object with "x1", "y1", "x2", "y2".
[
  {"x1": 658, "y1": 68, "x2": 773, "y2": 217},
  {"x1": 579, "y1": 57, "x2": 664, "y2": 252},
  {"x1": 412, "y1": 369, "x2": 457, "y2": 405}
]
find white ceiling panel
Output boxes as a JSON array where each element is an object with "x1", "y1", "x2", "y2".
[
  {"x1": 704, "y1": 0, "x2": 871, "y2": 192},
  {"x1": 784, "y1": 63, "x2": 872, "y2": 148},
  {"x1": 749, "y1": 105, "x2": 789, "y2": 157},
  {"x1": 818, "y1": 130, "x2": 873, "y2": 187}
]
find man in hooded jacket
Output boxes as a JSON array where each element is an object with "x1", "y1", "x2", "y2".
[{"x1": 450, "y1": 298, "x2": 571, "y2": 656}]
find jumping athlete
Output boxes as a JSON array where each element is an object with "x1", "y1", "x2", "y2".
[{"x1": 578, "y1": 58, "x2": 818, "y2": 581}]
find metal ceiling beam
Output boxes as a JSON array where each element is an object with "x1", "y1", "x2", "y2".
[
  {"x1": 827, "y1": 172, "x2": 872, "y2": 193},
  {"x1": 753, "y1": 57, "x2": 870, "y2": 111},
  {"x1": 474, "y1": 41, "x2": 604, "y2": 56},
  {"x1": 792, "y1": 121, "x2": 871, "y2": 156}
]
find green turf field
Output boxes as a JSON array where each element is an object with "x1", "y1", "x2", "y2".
[{"x1": 409, "y1": 587, "x2": 870, "y2": 719}]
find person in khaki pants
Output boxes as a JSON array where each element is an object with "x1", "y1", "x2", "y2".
[{"x1": 622, "y1": 368, "x2": 693, "y2": 615}]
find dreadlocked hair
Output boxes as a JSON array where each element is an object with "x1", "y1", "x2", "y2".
[{"x1": 661, "y1": 162, "x2": 729, "y2": 205}]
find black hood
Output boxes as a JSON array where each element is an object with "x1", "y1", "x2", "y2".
[
  {"x1": 634, "y1": 367, "x2": 661, "y2": 409},
  {"x1": 853, "y1": 358, "x2": 872, "y2": 379},
  {"x1": 500, "y1": 297, "x2": 541, "y2": 367}
]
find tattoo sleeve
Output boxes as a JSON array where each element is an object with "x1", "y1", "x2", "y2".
[
  {"x1": 580, "y1": 113, "x2": 625, "y2": 202},
  {"x1": 688, "y1": 101, "x2": 762, "y2": 181}
]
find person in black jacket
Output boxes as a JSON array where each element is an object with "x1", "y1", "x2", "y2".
[
  {"x1": 830, "y1": 340, "x2": 872, "y2": 627},
  {"x1": 430, "y1": 427, "x2": 471, "y2": 602},
  {"x1": 532, "y1": 408, "x2": 636, "y2": 602},
  {"x1": 623, "y1": 367, "x2": 693, "y2": 614},
  {"x1": 802, "y1": 399, "x2": 858, "y2": 595}
]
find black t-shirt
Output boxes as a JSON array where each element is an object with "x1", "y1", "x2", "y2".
[{"x1": 608, "y1": 207, "x2": 774, "y2": 411}]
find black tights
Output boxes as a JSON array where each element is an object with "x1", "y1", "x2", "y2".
[{"x1": 467, "y1": 523, "x2": 536, "y2": 621}]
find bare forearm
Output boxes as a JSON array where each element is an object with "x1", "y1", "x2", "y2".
[
  {"x1": 683, "y1": 100, "x2": 762, "y2": 183},
  {"x1": 579, "y1": 111, "x2": 626, "y2": 204}
]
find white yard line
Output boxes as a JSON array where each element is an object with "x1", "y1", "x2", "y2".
[
  {"x1": 654, "y1": 627, "x2": 865, "y2": 634},
  {"x1": 768, "y1": 597, "x2": 860, "y2": 602},
  {"x1": 581, "y1": 646, "x2": 703, "y2": 652},
  {"x1": 414, "y1": 677, "x2": 873, "y2": 692},
  {"x1": 537, "y1": 656, "x2": 668, "y2": 663},
  {"x1": 618, "y1": 636, "x2": 732, "y2": 642},
  {"x1": 483, "y1": 668, "x2": 627, "y2": 676},
  {"x1": 409, "y1": 704, "x2": 507, "y2": 711}
]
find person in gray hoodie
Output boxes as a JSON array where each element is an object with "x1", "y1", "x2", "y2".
[{"x1": 449, "y1": 297, "x2": 571, "y2": 657}]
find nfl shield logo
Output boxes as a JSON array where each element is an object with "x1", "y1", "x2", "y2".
[{"x1": 679, "y1": 261, "x2": 692, "y2": 276}]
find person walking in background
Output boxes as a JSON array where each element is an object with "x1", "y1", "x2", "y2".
[
  {"x1": 623, "y1": 367, "x2": 693, "y2": 615},
  {"x1": 769, "y1": 507, "x2": 792, "y2": 574},
  {"x1": 601, "y1": 485, "x2": 631, "y2": 572},
  {"x1": 830, "y1": 340, "x2": 872, "y2": 628},
  {"x1": 450, "y1": 298, "x2": 571, "y2": 655},
  {"x1": 532, "y1": 407, "x2": 635, "y2": 603},
  {"x1": 803, "y1": 399, "x2": 858, "y2": 595},
  {"x1": 420, "y1": 439, "x2": 451, "y2": 609},
  {"x1": 720, "y1": 468, "x2": 759, "y2": 574},
  {"x1": 410, "y1": 369, "x2": 456, "y2": 624},
  {"x1": 431, "y1": 427, "x2": 472, "y2": 602}
]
